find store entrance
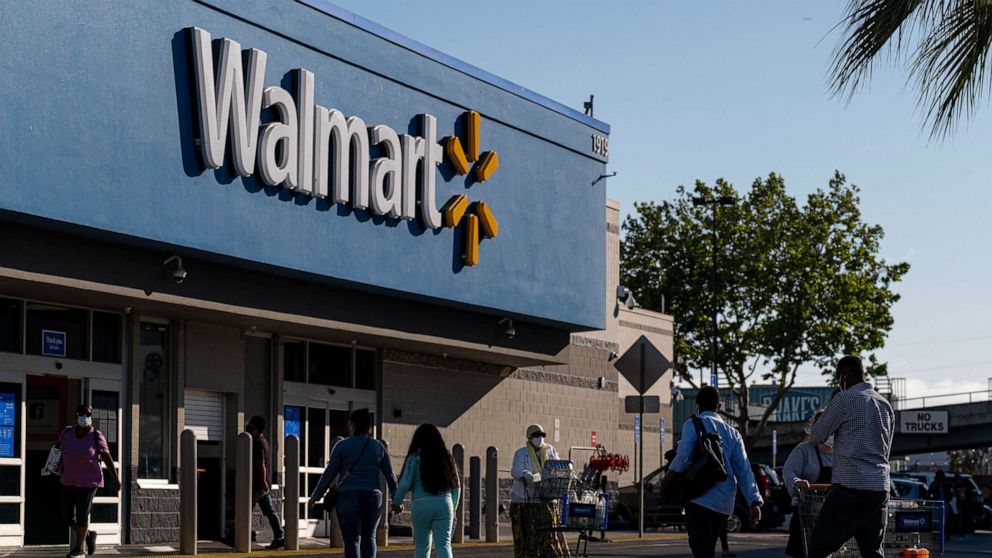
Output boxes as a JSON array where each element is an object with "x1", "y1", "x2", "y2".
[{"x1": 25, "y1": 375, "x2": 80, "y2": 545}]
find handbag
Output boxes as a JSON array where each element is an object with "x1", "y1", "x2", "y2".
[
  {"x1": 322, "y1": 436, "x2": 372, "y2": 513},
  {"x1": 42, "y1": 445, "x2": 63, "y2": 476}
]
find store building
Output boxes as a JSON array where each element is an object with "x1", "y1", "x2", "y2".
[{"x1": 0, "y1": 0, "x2": 672, "y2": 547}]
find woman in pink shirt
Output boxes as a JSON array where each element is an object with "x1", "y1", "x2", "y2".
[{"x1": 58, "y1": 405, "x2": 121, "y2": 558}]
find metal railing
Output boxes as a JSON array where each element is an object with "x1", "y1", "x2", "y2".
[{"x1": 893, "y1": 389, "x2": 992, "y2": 410}]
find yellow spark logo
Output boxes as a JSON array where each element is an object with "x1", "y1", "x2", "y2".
[{"x1": 442, "y1": 110, "x2": 500, "y2": 266}]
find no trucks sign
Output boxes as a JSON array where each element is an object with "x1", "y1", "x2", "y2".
[{"x1": 899, "y1": 411, "x2": 949, "y2": 434}]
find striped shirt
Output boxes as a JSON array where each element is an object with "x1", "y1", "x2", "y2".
[{"x1": 809, "y1": 382, "x2": 894, "y2": 492}]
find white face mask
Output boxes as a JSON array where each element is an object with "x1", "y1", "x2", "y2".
[
  {"x1": 78, "y1": 415, "x2": 92, "y2": 428},
  {"x1": 531, "y1": 436, "x2": 544, "y2": 448},
  {"x1": 824, "y1": 435, "x2": 834, "y2": 448}
]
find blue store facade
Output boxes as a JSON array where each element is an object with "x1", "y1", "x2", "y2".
[{"x1": 0, "y1": 0, "x2": 623, "y2": 546}]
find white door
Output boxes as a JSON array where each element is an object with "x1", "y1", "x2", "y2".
[
  {"x1": 282, "y1": 396, "x2": 351, "y2": 538},
  {"x1": 0, "y1": 371, "x2": 24, "y2": 547},
  {"x1": 89, "y1": 379, "x2": 123, "y2": 545}
]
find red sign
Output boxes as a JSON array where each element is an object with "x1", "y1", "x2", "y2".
[{"x1": 591, "y1": 431, "x2": 598, "y2": 446}]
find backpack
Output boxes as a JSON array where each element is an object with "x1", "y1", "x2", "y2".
[{"x1": 660, "y1": 415, "x2": 729, "y2": 504}]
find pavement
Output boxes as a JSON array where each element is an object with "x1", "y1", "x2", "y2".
[{"x1": 3, "y1": 531, "x2": 990, "y2": 557}]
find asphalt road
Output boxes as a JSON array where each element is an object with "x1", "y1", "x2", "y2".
[{"x1": 377, "y1": 531, "x2": 992, "y2": 558}]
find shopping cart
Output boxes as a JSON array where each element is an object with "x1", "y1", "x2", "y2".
[
  {"x1": 797, "y1": 485, "x2": 945, "y2": 557},
  {"x1": 560, "y1": 489, "x2": 610, "y2": 556}
]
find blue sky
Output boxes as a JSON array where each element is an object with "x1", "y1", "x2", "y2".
[{"x1": 330, "y1": 1, "x2": 992, "y2": 398}]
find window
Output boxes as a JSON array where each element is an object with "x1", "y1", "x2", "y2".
[
  {"x1": 308, "y1": 343, "x2": 351, "y2": 387},
  {"x1": 0, "y1": 298, "x2": 21, "y2": 353},
  {"x1": 138, "y1": 322, "x2": 170, "y2": 479},
  {"x1": 25, "y1": 303, "x2": 88, "y2": 359},
  {"x1": 284, "y1": 339, "x2": 378, "y2": 390},
  {"x1": 283, "y1": 341, "x2": 306, "y2": 383},
  {"x1": 355, "y1": 349, "x2": 376, "y2": 390},
  {"x1": 91, "y1": 311, "x2": 122, "y2": 364}
]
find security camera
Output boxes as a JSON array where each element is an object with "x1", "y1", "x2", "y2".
[
  {"x1": 616, "y1": 285, "x2": 639, "y2": 309},
  {"x1": 163, "y1": 255, "x2": 187, "y2": 284},
  {"x1": 499, "y1": 317, "x2": 516, "y2": 339}
]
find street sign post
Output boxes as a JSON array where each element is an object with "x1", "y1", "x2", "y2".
[
  {"x1": 613, "y1": 336, "x2": 672, "y2": 540},
  {"x1": 772, "y1": 430, "x2": 778, "y2": 468},
  {"x1": 710, "y1": 373, "x2": 718, "y2": 387}
]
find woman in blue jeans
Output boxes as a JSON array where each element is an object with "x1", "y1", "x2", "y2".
[
  {"x1": 310, "y1": 409, "x2": 397, "y2": 558},
  {"x1": 390, "y1": 424, "x2": 461, "y2": 558}
]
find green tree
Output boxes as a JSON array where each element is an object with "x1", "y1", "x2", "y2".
[
  {"x1": 621, "y1": 172, "x2": 909, "y2": 444},
  {"x1": 830, "y1": 0, "x2": 992, "y2": 138}
]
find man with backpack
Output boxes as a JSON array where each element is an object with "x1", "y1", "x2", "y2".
[{"x1": 668, "y1": 386, "x2": 763, "y2": 558}]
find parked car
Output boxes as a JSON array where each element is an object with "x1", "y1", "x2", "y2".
[
  {"x1": 614, "y1": 462, "x2": 786, "y2": 532},
  {"x1": 891, "y1": 477, "x2": 929, "y2": 500},
  {"x1": 726, "y1": 463, "x2": 787, "y2": 533},
  {"x1": 892, "y1": 471, "x2": 986, "y2": 534}
]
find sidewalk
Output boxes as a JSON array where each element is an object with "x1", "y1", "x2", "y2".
[{"x1": 0, "y1": 531, "x2": 686, "y2": 557}]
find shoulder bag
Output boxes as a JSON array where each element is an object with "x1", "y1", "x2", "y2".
[{"x1": 322, "y1": 436, "x2": 372, "y2": 513}]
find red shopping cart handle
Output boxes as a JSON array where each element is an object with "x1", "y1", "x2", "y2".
[{"x1": 808, "y1": 483, "x2": 831, "y2": 490}]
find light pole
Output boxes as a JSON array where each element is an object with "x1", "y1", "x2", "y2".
[{"x1": 692, "y1": 195, "x2": 735, "y2": 389}]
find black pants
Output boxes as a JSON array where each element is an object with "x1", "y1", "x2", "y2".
[
  {"x1": 685, "y1": 502, "x2": 729, "y2": 558},
  {"x1": 61, "y1": 485, "x2": 97, "y2": 529},
  {"x1": 807, "y1": 485, "x2": 887, "y2": 558}
]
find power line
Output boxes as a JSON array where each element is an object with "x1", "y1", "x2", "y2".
[{"x1": 887, "y1": 334, "x2": 992, "y2": 348}]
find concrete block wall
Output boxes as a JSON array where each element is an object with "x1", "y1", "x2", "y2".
[
  {"x1": 128, "y1": 471, "x2": 180, "y2": 544},
  {"x1": 380, "y1": 343, "x2": 620, "y2": 482}
]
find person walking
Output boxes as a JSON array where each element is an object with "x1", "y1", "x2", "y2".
[
  {"x1": 509, "y1": 424, "x2": 571, "y2": 558},
  {"x1": 669, "y1": 386, "x2": 763, "y2": 558},
  {"x1": 783, "y1": 409, "x2": 833, "y2": 557},
  {"x1": 245, "y1": 416, "x2": 285, "y2": 549},
  {"x1": 59, "y1": 404, "x2": 121, "y2": 558},
  {"x1": 806, "y1": 356, "x2": 894, "y2": 558},
  {"x1": 310, "y1": 409, "x2": 397, "y2": 558},
  {"x1": 927, "y1": 471, "x2": 954, "y2": 541},
  {"x1": 390, "y1": 424, "x2": 461, "y2": 558}
]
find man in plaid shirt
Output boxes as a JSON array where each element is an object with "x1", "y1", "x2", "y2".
[{"x1": 807, "y1": 355, "x2": 894, "y2": 558}]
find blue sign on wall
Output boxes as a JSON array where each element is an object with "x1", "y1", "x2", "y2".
[
  {"x1": 0, "y1": 393, "x2": 15, "y2": 458},
  {"x1": 284, "y1": 405, "x2": 301, "y2": 439},
  {"x1": 0, "y1": 0, "x2": 608, "y2": 330},
  {"x1": 42, "y1": 330, "x2": 67, "y2": 357}
]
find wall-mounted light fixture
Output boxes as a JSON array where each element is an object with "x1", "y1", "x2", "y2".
[
  {"x1": 498, "y1": 317, "x2": 516, "y2": 339},
  {"x1": 163, "y1": 255, "x2": 187, "y2": 284}
]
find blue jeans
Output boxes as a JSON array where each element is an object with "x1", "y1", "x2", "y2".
[
  {"x1": 252, "y1": 490, "x2": 284, "y2": 540},
  {"x1": 337, "y1": 490, "x2": 383, "y2": 558},
  {"x1": 411, "y1": 495, "x2": 454, "y2": 558}
]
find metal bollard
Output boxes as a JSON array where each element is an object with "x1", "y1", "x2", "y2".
[
  {"x1": 485, "y1": 446, "x2": 499, "y2": 542},
  {"x1": 329, "y1": 436, "x2": 345, "y2": 548},
  {"x1": 285, "y1": 435, "x2": 300, "y2": 550},
  {"x1": 180, "y1": 429, "x2": 197, "y2": 555},
  {"x1": 235, "y1": 432, "x2": 252, "y2": 553},
  {"x1": 469, "y1": 456, "x2": 481, "y2": 540},
  {"x1": 452, "y1": 444, "x2": 465, "y2": 544}
]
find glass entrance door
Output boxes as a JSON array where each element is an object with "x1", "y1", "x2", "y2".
[
  {"x1": 88, "y1": 379, "x2": 122, "y2": 545},
  {"x1": 283, "y1": 398, "x2": 349, "y2": 538},
  {"x1": 0, "y1": 372, "x2": 23, "y2": 547},
  {"x1": 25, "y1": 375, "x2": 78, "y2": 545}
]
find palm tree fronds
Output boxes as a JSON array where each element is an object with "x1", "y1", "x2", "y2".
[
  {"x1": 911, "y1": 1, "x2": 992, "y2": 138},
  {"x1": 829, "y1": 0, "x2": 936, "y2": 100}
]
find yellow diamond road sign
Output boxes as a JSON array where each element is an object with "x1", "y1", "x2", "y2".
[{"x1": 613, "y1": 335, "x2": 671, "y2": 395}]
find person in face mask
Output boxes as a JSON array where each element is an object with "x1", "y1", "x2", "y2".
[
  {"x1": 509, "y1": 424, "x2": 570, "y2": 558},
  {"x1": 57, "y1": 404, "x2": 121, "y2": 558},
  {"x1": 783, "y1": 409, "x2": 834, "y2": 557}
]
